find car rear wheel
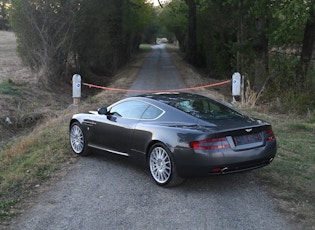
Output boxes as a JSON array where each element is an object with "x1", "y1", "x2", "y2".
[
  {"x1": 148, "y1": 143, "x2": 184, "y2": 187},
  {"x1": 70, "y1": 122, "x2": 90, "y2": 156}
]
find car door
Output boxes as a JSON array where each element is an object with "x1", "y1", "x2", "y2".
[{"x1": 90, "y1": 100, "x2": 149, "y2": 156}]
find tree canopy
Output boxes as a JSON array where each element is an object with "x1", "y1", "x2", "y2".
[
  {"x1": 9, "y1": 0, "x2": 155, "y2": 84},
  {"x1": 3, "y1": 0, "x2": 315, "y2": 112},
  {"x1": 0, "y1": 0, "x2": 10, "y2": 30},
  {"x1": 157, "y1": 0, "x2": 315, "y2": 112}
]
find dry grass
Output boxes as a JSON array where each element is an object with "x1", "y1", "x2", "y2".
[
  {"x1": 0, "y1": 31, "x2": 33, "y2": 83},
  {"x1": 0, "y1": 31, "x2": 73, "y2": 148}
]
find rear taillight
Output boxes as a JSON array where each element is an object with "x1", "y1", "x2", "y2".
[
  {"x1": 265, "y1": 129, "x2": 276, "y2": 141},
  {"x1": 189, "y1": 137, "x2": 231, "y2": 150}
]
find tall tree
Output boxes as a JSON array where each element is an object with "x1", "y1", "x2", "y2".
[
  {"x1": 295, "y1": 3, "x2": 315, "y2": 93},
  {"x1": 10, "y1": 0, "x2": 154, "y2": 84},
  {"x1": 74, "y1": 0, "x2": 154, "y2": 77},
  {"x1": 158, "y1": 0, "x2": 188, "y2": 51},
  {"x1": 184, "y1": 0, "x2": 197, "y2": 65},
  {"x1": 10, "y1": 0, "x2": 80, "y2": 84},
  {"x1": 253, "y1": 13, "x2": 269, "y2": 93}
]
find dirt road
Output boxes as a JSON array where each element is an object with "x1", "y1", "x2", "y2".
[
  {"x1": 126, "y1": 44, "x2": 186, "y2": 96},
  {"x1": 5, "y1": 45, "x2": 302, "y2": 230}
]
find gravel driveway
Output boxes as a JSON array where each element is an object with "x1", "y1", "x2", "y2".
[
  {"x1": 126, "y1": 44, "x2": 186, "y2": 96},
  {"x1": 5, "y1": 44, "x2": 302, "y2": 230}
]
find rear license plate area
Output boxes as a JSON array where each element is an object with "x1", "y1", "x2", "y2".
[{"x1": 233, "y1": 133, "x2": 262, "y2": 146}]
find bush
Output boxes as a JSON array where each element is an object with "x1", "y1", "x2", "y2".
[{"x1": 263, "y1": 55, "x2": 315, "y2": 114}]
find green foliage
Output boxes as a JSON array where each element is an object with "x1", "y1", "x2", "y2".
[
  {"x1": 269, "y1": 0, "x2": 311, "y2": 45},
  {"x1": 196, "y1": 1, "x2": 236, "y2": 76},
  {"x1": 268, "y1": 55, "x2": 299, "y2": 92},
  {"x1": 139, "y1": 44, "x2": 152, "y2": 51},
  {"x1": 310, "y1": 110, "x2": 315, "y2": 123},
  {"x1": 157, "y1": 0, "x2": 188, "y2": 50},
  {"x1": 0, "y1": 0, "x2": 10, "y2": 30},
  {"x1": 156, "y1": 0, "x2": 315, "y2": 112},
  {"x1": 125, "y1": 0, "x2": 154, "y2": 32},
  {"x1": 0, "y1": 79, "x2": 20, "y2": 95},
  {"x1": 7, "y1": 0, "x2": 315, "y2": 112},
  {"x1": 73, "y1": 0, "x2": 154, "y2": 76},
  {"x1": 264, "y1": 54, "x2": 315, "y2": 114},
  {"x1": 0, "y1": 200, "x2": 17, "y2": 221}
]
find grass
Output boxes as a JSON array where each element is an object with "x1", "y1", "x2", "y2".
[
  {"x1": 0, "y1": 114, "x2": 75, "y2": 222},
  {"x1": 242, "y1": 111, "x2": 315, "y2": 228},
  {"x1": 139, "y1": 44, "x2": 153, "y2": 51},
  {"x1": 0, "y1": 79, "x2": 20, "y2": 95}
]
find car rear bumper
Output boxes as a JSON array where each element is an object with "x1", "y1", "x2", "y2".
[{"x1": 172, "y1": 141, "x2": 276, "y2": 177}]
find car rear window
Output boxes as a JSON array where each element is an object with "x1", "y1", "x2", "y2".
[
  {"x1": 170, "y1": 98, "x2": 243, "y2": 121},
  {"x1": 142, "y1": 93, "x2": 245, "y2": 122}
]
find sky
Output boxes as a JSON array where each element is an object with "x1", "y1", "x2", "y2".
[
  {"x1": 147, "y1": 0, "x2": 170, "y2": 7},
  {"x1": 147, "y1": 0, "x2": 159, "y2": 6}
]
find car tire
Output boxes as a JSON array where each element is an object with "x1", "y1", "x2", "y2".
[
  {"x1": 69, "y1": 121, "x2": 90, "y2": 156},
  {"x1": 148, "y1": 143, "x2": 185, "y2": 187}
]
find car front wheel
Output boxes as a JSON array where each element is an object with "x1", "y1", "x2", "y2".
[
  {"x1": 148, "y1": 143, "x2": 184, "y2": 187},
  {"x1": 70, "y1": 122, "x2": 90, "y2": 156}
]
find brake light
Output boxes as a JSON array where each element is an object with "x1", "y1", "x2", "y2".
[
  {"x1": 265, "y1": 129, "x2": 276, "y2": 141},
  {"x1": 189, "y1": 137, "x2": 231, "y2": 150}
]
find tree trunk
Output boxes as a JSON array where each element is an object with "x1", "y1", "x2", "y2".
[
  {"x1": 109, "y1": 0, "x2": 124, "y2": 74},
  {"x1": 295, "y1": 5, "x2": 315, "y2": 93},
  {"x1": 253, "y1": 15, "x2": 269, "y2": 93},
  {"x1": 184, "y1": 0, "x2": 197, "y2": 65}
]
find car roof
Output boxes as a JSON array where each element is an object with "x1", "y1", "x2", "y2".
[{"x1": 134, "y1": 92, "x2": 210, "y2": 103}]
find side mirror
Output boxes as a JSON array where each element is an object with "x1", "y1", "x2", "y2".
[{"x1": 98, "y1": 107, "x2": 107, "y2": 115}]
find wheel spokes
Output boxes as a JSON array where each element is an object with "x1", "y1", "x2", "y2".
[
  {"x1": 150, "y1": 146, "x2": 172, "y2": 184},
  {"x1": 70, "y1": 125, "x2": 84, "y2": 154}
]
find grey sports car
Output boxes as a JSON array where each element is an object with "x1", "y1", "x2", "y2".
[{"x1": 69, "y1": 92, "x2": 276, "y2": 186}]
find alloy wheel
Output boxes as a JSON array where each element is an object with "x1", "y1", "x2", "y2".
[
  {"x1": 149, "y1": 146, "x2": 172, "y2": 184},
  {"x1": 70, "y1": 124, "x2": 85, "y2": 154}
]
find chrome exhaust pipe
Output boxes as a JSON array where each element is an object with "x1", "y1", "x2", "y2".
[{"x1": 221, "y1": 167, "x2": 229, "y2": 174}]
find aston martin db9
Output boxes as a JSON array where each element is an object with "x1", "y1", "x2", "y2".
[{"x1": 69, "y1": 92, "x2": 276, "y2": 186}]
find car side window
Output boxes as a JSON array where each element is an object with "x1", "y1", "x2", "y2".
[
  {"x1": 141, "y1": 105, "x2": 163, "y2": 119},
  {"x1": 110, "y1": 101, "x2": 149, "y2": 119}
]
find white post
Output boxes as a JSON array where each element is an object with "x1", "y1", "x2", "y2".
[
  {"x1": 232, "y1": 72, "x2": 241, "y2": 103},
  {"x1": 72, "y1": 74, "x2": 81, "y2": 105}
]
